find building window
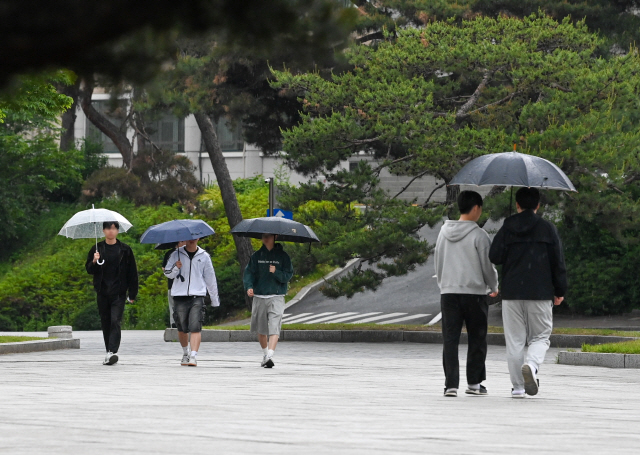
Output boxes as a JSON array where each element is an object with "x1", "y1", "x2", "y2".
[
  {"x1": 201, "y1": 117, "x2": 244, "y2": 152},
  {"x1": 145, "y1": 113, "x2": 185, "y2": 152},
  {"x1": 85, "y1": 99, "x2": 127, "y2": 154}
]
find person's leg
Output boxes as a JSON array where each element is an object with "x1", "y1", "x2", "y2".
[
  {"x1": 168, "y1": 290, "x2": 175, "y2": 328},
  {"x1": 524, "y1": 300, "x2": 553, "y2": 373},
  {"x1": 186, "y1": 298, "x2": 204, "y2": 365},
  {"x1": 463, "y1": 295, "x2": 489, "y2": 388},
  {"x1": 266, "y1": 296, "x2": 285, "y2": 352},
  {"x1": 502, "y1": 300, "x2": 528, "y2": 391},
  {"x1": 96, "y1": 294, "x2": 111, "y2": 352},
  {"x1": 250, "y1": 297, "x2": 269, "y2": 356},
  {"x1": 178, "y1": 331, "x2": 189, "y2": 347},
  {"x1": 440, "y1": 294, "x2": 464, "y2": 391},
  {"x1": 108, "y1": 296, "x2": 126, "y2": 354},
  {"x1": 173, "y1": 300, "x2": 191, "y2": 363}
]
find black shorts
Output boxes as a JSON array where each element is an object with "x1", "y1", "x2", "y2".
[{"x1": 173, "y1": 296, "x2": 205, "y2": 333}]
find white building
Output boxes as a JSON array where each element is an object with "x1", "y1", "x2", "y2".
[{"x1": 74, "y1": 93, "x2": 450, "y2": 203}]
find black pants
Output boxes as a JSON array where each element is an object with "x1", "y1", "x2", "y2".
[
  {"x1": 441, "y1": 294, "x2": 488, "y2": 389},
  {"x1": 97, "y1": 294, "x2": 126, "y2": 353}
]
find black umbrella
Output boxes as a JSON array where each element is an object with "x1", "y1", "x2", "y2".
[
  {"x1": 231, "y1": 217, "x2": 320, "y2": 243},
  {"x1": 449, "y1": 149, "x2": 576, "y2": 214},
  {"x1": 449, "y1": 151, "x2": 576, "y2": 191}
]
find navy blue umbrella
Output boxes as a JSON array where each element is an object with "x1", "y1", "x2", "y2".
[
  {"x1": 139, "y1": 219, "x2": 215, "y2": 244},
  {"x1": 140, "y1": 219, "x2": 215, "y2": 282},
  {"x1": 231, "y1": 217, "x2": 319, "y2": 243}
]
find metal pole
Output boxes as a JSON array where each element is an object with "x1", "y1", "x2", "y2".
[{"x1": 269, "y1": 177, "x2": 274, "y2": 216}]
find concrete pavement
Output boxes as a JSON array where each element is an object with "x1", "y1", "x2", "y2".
[{"x1": 1, "y1": 330, "x2": 639, "y2": 454}]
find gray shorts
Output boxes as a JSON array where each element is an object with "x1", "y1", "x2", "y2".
[
  {"x1": 173, "y1": 296, "x2": 205, "y2": 333},
  {"x1": 250, "y1": 296, "x2": 286, "y2": 336}
]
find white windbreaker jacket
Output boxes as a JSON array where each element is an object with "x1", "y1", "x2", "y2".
[{"x1": 164, "y1": 246, "x2": 220, "y2": 306}]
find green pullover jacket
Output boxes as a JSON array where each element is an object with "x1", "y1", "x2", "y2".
[{"x1": 243, "y1": 243, "x2": 293, "y2": 296}]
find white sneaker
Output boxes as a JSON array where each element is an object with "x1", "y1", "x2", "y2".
[
  {"x1": 188, "y1": 356, "x2": 197, "y2": 367},
  {"x1": 181, "y1": 354, "x2": 189, "y2": 366},
  {"x1": 261, "y1": 355, "x2": 268, "y2": 367},
  {"x1": 521, "y1": 364, "x2": 539, "y2": 396},
  {"x1": 103, "y1": 352, "x2": 118, "y2": 365},
  {"x1": 511, "y1": 388, "x2": 526, "y2": 399}
]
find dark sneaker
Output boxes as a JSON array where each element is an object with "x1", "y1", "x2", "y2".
[
  {"x1": 181, "y1": 354, "x2": 189, "y2": 366},
  {"x1": 264, "y1": 356, "x2": 274, "y2": 368},
  {"x1": 465, "y1": 385, "x2": 488, "y2": 396},
  {"x1": 444, "y1": 388, "x2": 457, "y2": 397},
  {"x1": 521, "y1": 364, "x2": 539, "y2": 396}
]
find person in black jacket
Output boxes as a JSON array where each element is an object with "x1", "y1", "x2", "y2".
[
  {"x1": 489, "y1": 187, "x2": 567, "y2": 398},
  {"x1": 85, "y1": 221, "x2": 138, "y2": 365}
]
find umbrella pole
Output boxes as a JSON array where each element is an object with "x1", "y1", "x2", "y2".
[{"x1": 93, "y1": 204, "x2": 104, "y2": 265}]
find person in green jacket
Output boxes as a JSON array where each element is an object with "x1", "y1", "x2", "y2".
[{"x1": 244, "y1": 233, "x2": 293, "y2": 368}]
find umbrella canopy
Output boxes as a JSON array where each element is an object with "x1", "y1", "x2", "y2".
[
  {"x1": 231, "y1": 217, "x2": 320, "y2": 243},
  {"x1": 449, "y1": 151, "x2": 576, "y2": 191},
  {"x1": 139, "y1": 219, "x2": 215, "y2": 245},
  {"x1": 58, "y1": 205, "x2": 133, "y2": 239},
  {"x1": 154, "y1": 242, "x2": 178, "y2": 250}
]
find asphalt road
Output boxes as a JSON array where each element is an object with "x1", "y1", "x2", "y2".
[{"x1": 284, "y1": 220, "x2": 504, "y2": 326}]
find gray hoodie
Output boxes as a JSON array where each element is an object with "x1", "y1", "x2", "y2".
[{"x1": 434, "y1": 220, "x2": 499, "y2": 295}]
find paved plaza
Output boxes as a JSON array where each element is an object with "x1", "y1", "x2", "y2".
[{"x1": 1, "y1": 331, "x2": 639, "y2": 454}]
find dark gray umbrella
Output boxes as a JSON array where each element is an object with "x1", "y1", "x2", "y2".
[
  {"x1": 231, "y1": 217, "x2": 320, "y2": 243},
  {"x1": 449, "y1": 151, "x2": 576, "y2": 191}
]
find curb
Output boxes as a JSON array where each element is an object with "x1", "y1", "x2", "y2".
[
  {"x1": 558, "y1": 351, "x2": 640, "y2": 369},
  {"x1": 164, "y1": 329, "x2": 636, "y2": 348},
  {"x1": 0, "y1": 338, "x2": 80, "y2": 355},
  {"x1": 285, "y1": 258, "x2": 360, "y2": 310}
]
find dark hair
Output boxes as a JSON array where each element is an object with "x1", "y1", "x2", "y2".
[
  {"x1": 457, "y1": 190, "x2": 483, "y2": 215},
  {"x1": 515, "y1": 187, "x2": 540, "y2": 210},
  {"x1": 103, "y1": 221, "x2": 120, "y2": 230}
]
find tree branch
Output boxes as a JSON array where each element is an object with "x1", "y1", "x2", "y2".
[
  {"x1": 456, "y1": 69, "x2": 491, "y2": 118},
  {"x1": 392, "y1": 169, "x2": 431, "y2": 199},
  {"x1": 421, "y1": 182, "x2": 446, "y2": 207}
]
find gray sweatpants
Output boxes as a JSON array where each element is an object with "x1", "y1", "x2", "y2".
[{"x1": 502, "y1": 300, "x2": 553, "y2": 389}]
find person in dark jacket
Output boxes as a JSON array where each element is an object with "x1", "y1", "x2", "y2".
[
  {"x1": 85, "y1": 221, "x2": 138, "y2": 366},
  {"x1": 243, "y1": 233, "x2": 293, "y2": 368},
  {"x1": 489, "y1": 187, "x2": 567, "y2": 398}
]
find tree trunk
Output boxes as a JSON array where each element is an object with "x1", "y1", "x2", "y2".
[
  {"x1": 79, "y1": 76, "x2": 134, "y2": 168},
  {"x1": 194, "y1": 111, "x2": 254, "y2": 308},
  {"x1": 446, "y1": 184, "x2": 460, "y2": 219},
  {"x1": 59, "y1": 78, "x2": 81, "y2": 151}
]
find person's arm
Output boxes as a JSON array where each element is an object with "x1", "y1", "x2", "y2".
[
  {"x1": 86, "y1": 245, "x2": 99, "y2": 274},
  {"x1": 243, "y1": 254, "x2": 257, "y2": 291},
  {"x1": 433, "y1": 234, "x2": 442, "y2": 287},
  {"x1": 203, "y1": 257, "x2": 220, "y2": 307},
  {"x1": 477, "y1": 234, "x2": 499, "y2": 294},
  {"x1": 549, "y1": 225, "x2": 568, "y2": 300},
  {"x1": 273, "y1": 253, "x2": 294, "y2": 284},
  {"x1": 164, "y1": 251, "x2": 180, "y2": 279},
  {"x1": 127, "y1": 248, "x2": 139, "y2": 301},
  {"x1": 489, "y1": 227, "x2": 507, "y2": 265}
]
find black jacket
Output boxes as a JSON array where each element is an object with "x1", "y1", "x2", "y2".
[
  {"x1": 489, "y1": 210, "x2": 567, "y2": 300},
  {"x1": 85, "y1": 240, "x2": 139, "y2": 299}
]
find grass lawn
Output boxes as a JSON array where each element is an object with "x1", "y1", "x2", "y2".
[
  {"x1": 202, "y1": 323, "x2": 640, "y2": 337},
  {"x1": 582, "y1": 339, "x2": 640, "y2": 354},
  {"x1": 0, "y1": 336, "x2": 48, "y2": 343}
]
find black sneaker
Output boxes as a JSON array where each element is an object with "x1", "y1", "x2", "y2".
[
  {"x1": 521, "y1": 364, "x2": 539, "y2": 396},
  {"x1": 104, "y1": 352, "x2": 118, "y2": 365},
  {"x1": 465, "y1": 384, "x2": 488, "y2": 396},
  {"x1": 264, "y1": 357, "x2": 274, "y2": 368},
  {"x1": 444, "y1": 388, "x2": 457, "y2": 397}
]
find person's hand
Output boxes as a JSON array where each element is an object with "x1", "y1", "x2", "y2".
[
  {"x1": 127, "y1": 298, "x2": 135, "y2": 304},
  {"x1": 175, "y1": 260, "x2": 182, "y2": 269},
  {"x1": 554, "y1": 296, "x2": 564, "y2": 306},
  {"x1": 93, "y1": 251, "x2": 100, "y2": 263},
  {"x1": 489, "y1": 291, "x2": 498, "y2": 298},
  {"x1": 247, "y1": 289, "x2": 254, "y2": 297},
  {"x1": 269, "y1": 265, "x2": 276, "y2": 273}
]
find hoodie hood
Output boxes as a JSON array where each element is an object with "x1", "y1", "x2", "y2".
[
  {"x1": 503, "y1": 210, "x2": 541, "y2": 235},
  {"x1": 440, "y1": 220, "x2": 479, "y2": 242}
]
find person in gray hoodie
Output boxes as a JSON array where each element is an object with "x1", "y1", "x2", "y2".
[{"x1": 434, "y1": 191, "x2": 499, "y2": 397}]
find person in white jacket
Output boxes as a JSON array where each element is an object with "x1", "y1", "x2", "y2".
[{"x1": 164, "y1": 238, "x2": 220, "y2": 366}]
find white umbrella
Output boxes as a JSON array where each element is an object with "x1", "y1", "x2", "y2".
[{"x1": 58, "y1": 204, "x2": 133, "y2": 264}]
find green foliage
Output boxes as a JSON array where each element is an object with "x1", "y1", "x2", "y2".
[
  {"x1": 82, "y1": 147, "x2": 202, "y2": 208},
  {"x1": 274, "y1": 13, "x2": 640, "y2": 311},
  {"x1": 582, "y1": 339, "x2": 640, "y2": 354}
]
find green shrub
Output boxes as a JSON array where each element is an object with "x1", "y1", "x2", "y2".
[{"x1": 72, "y1": 303, "x2": 102, "y2": 331}]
